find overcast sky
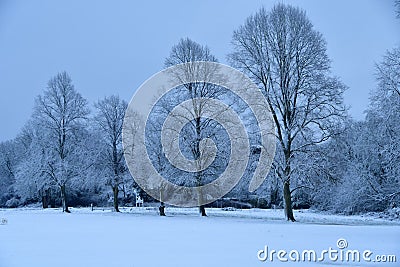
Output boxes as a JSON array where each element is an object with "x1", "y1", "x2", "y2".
[{"x1": 0, "y1": 0, "x2": 399, "y2": 142}]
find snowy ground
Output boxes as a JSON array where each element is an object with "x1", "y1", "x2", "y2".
[{"x1": 0, "y1": 207, "x2": 399, "y2": 267}]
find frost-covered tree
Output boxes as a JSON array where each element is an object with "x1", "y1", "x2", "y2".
[
  {"x1": 163, "y1": 38, "x2": 221, "y2": 216},
  {"x1": 229, "y1": 4, "x2": 346, "y2": 221},
  {"x1": 27, "y1": 72, "x2": 90, "y2": 212},
  {"x1": 362, "y1": 46, "x2": 400, "y2": 208},
  {"x1": 375, "y1": 47, "x2": 400, "y2": 99},
  {"x1": 15, "y1": 122, "x2": 56, "y2": 208},
  {"x1": 0, "y1": 140, "x2": 23, "y2": 207},
  {"x1": 311, "y1": 47, "x2": 400, "y2": 213},
  {"x1": 93, "y1": 95, "x2": 128, "y2": 212},
  {"x1": 308, "y1": 120, "x2": 363, "y2": 213}
]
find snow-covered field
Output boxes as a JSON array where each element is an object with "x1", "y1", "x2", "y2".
[{"x1": 0, "y1": 207, "x2": 399, "y2": 267}]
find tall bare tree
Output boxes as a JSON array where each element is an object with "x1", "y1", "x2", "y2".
[
  {"x1": 33, "y1": 71, "x2": 89, "y2": 212},
  {"x1": 229, "y1": 4, "x2": 346, "y2": 221},
  {"x1": 94, "y1": 95, "x2": 128, "y2": 212},
  {"x1": 164, "y1": 38, "x2": 221, "y2": 216}
]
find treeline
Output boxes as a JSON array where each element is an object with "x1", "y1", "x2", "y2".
[
  {"x1": 0, "y1": 4, "x2": 399, "y2": 218},
  {"x1": 310, "y1": 47, "x2": 400, "y2": 214},
  {"x1": 0, "y1": 72, "x2": 132, "y2": 212}
]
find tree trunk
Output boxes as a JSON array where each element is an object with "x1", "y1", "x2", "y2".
[
  {"x1": 60, "y1": 184, "x2": 70, "y2": 213},
  {"x1": 283, "y1": 181, "x2": 295, "y2": 221},
  {"x1": 199, "y1": 205, "x2": 207, "y2": 216},
  {"x1": 41, "y1": 188, "x2": 48, "y2": 209},
  {"x1": 159, "y1": 202, "x2": 166, "y2": 216},
  {"x1": 113, "y1": 186, "x2": 120, "y2": 212},
  {"x1": 42, "y1": 195, "x2": 48, "y2": 209},
  {"x1": 197, "y1": 182, "x2": 207, "y2": 216}
]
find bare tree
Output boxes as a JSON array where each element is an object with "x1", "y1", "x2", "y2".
[
  {"x1": 33, "y1": 71, "x2": 89, "y2": 212},
  {"x1": 375, "y1": 47, "x2": 400, "y2": 98},
  {"x1": 94, "y1": 95, "x2": 128, "y2": 212},
  {"x1": 163, "y1": 38, "x2": 222, "y2": 216},
  {"x1": 229, "y1": 4, "x2": 346, "y2": 221}
]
